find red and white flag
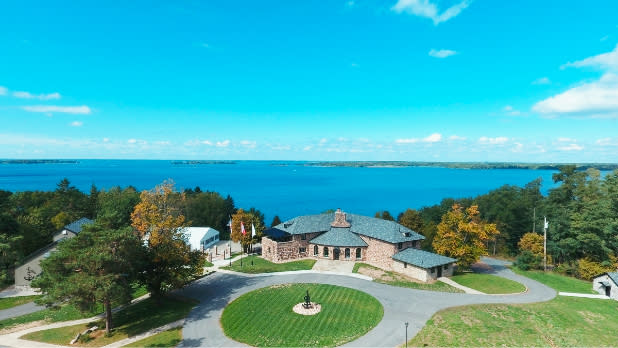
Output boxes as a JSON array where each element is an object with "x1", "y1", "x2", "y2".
[{"x1": 241, "y1": 221, "x2": 246, "y2": 236}]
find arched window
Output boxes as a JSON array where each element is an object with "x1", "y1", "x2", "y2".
[
  {"x1": 314, "y1": 245, "x2": 318, "y2": 256},
  {"x1": 324, "y1": 247, "x2": 329, "y2": 257},
  {"x1": 356, "y1": 248, "x2": 361, "y2": 259},
  {"x1": 345, "y1": 248, "x2": 350, "y2": 259}
]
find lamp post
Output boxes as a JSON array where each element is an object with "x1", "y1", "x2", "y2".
[
  {"x1": 229, "y1": 242, "x2": 232, "y2": 267},
  {"x1": 405, "y1": 322, "x2": 409, "y2": 348}
]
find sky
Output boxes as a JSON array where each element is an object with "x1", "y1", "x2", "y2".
[{"x1": 1, "y1": 0, "x2": 618, "y2": 162}]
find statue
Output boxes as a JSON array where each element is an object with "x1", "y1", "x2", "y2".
[{"x1": 303, "y1": 290, "x2": 311, "y2": 308}]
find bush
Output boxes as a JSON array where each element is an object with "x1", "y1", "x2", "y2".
[
  {"x1": 577, "y1": 258, "x2": 610, "y2": 281},
  {"x1": 514, "y1": 250, "x2": 541, "y2": 271}
]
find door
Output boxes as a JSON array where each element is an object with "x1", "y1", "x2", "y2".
[
  {"x1": 333, "y1": 247, "x2": 340, "y2": 260},
  {"x1": 606, "y1": 286, "x2": 611, "y2": 297},
  {"x1": 437, "y1": 266, "x2": 442, "y2": 278}
]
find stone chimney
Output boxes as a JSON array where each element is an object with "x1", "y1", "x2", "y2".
[{"x1": 331, "y1": 208, "x2": 351, "y2": 228}]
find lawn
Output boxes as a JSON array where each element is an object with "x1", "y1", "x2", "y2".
[
  {"x1": 221, "y1": 283, "x2": 383, "y2": 347},
  {"x1": 511, "y1": 267, "x2": 596, "y2": 294},
  {"x1": 221, "y1": 255, "x2": 316, "y2": 273},
  {"x1": 408, "y1": 296, "x2": 618, "y2": 347},
  {"x1": 353, "y1": 263, "x2": 464, "y2": 293},
  {"x1": 21, "y1": 296, "x2": 196, "y2": 347},
  {"x1": 122, "y1": 327, "x2": 182, "y2": 347},
  {"x1": 0, "y1": 295, "x2": 41, "y2": 310},
  {"x1": 450, "y1": 273, "x2": 526, "y2": 294}
]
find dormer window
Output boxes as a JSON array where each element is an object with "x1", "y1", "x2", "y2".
[{"x1": 401, "y1": 232, "x2": 411, "y2": 237}]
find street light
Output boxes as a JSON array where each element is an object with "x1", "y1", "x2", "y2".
[{"x1": 405, "y1": 322, "x2": 409, "y2": 348}]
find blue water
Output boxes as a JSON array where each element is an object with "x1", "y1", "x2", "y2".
[{"x1": 0, "y1": 160, "x2": 560, "y2": 222}]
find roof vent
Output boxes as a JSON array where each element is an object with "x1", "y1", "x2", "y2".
[
  {"x1": 284, "y1": 220, "x2": 294, "y2": 228},
  {"x1": 331, "y1": 208, "x2": 351, "y2": 228}
]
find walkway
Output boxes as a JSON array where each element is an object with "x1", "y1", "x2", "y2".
[
  {"x1": 312, "y1": 259, "x2": 355, "y2": 273},
  {"x1": 177, "y1": 257, "x2": 556, "y2": 347},
  {"x1": 438, "y1": 277, "x2": 484, "y2": 294}
]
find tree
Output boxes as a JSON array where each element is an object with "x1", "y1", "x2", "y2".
[
  {"x1": 398, "y1": 209, "x2": 424, "y2": 232},
  {"x1": 131, "y1": 181, "x2": 203, "y2": 298},
  {"x1": 374, "y1": 211, "x2": 394, "y2": 221},
  {"x1": 33, "y1": 224, "x2": 143, "y2": 334},
  {"x1": 97, "y1": 187, "x2": 140, "y2": 229},
  {"x1": 432, "y1": 204, "x2": 500, "y2": 269},
  {"x1": 184, "y1": 191, "x2": 236, "y2": 238},
  {"x1": 231, "y1": 209, "x2": 265, "y2": 250},
  {"x1": 270, "y1": 215, "x2": 282, "y2": 227}
]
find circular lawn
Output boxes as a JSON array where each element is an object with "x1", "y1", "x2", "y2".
[{"x1": 221, "y1": 283, "x2": 384, "y2": 347}]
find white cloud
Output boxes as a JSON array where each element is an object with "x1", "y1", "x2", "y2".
[
  {"x1": 154, "y1": 140, "x2": 171, "y2": 146},
  {"x1": 392, "y1": 0, "x2": 470, "y2": 25},
  {"x1": 596, "y1": 137, "x2": 618, "y2": 146},
  {"x1": 557, "y1": 143, "x2": 583, "y2": 151},
  {"x1": 428, "y1": 49, "x2": 457, "y2": 58},
  {"x1": 270, "y1": 144, "x2": 291, "y2": 151},
  {"x1": 532, "y1": 77, "x2": 551, "y2": 85},
  {"x1": 562, "y1": 44, "x2": 618, "y2": 71},
  {"x1": 512, "y1": 142, "x2": 524, "y2": 153},
  {"x1": 534, "y1": 45, "x2": 618, "y2": 118},
  {"x1": 396, "y1": 138, "x2": 419, "y2": 144},
  {"x1": 423, "y1": 133, "x2": 442, "y2": 142},
  {"x1": 601, "y1": 35, "x2": 609, "y2": 42},
  {"x1": 201, "y1": 140, "x2": 213, "y2": 146},
  {"x1": 0, "y1": 86, "x2": 7, "y2": 95},
  {"x1": 22, "y1": 105, "x2": 92, "y2": 114},
  {"x1": 448, "y1": 135, "x2": 466, "y2": 141},
  {"x1": 479, "y1": 136, "x2": 509, "y2": 145},
  {"x1": 216, "y1": 140, "x2": 230, "y2": 147},
  {"x1": 557, "y1": 137, "x2": 576, "y2": 142},
  {"x1": 103, "y1": 138, "x2": 110, "y2": 143},
  {"x1": 303, "y1": 145, "x2": 313, "y2": 151},
  {"x1": 128, "y1": 139, "x2": 137, "y2": 144},
  {"x1": 70, "y1": 121, "x2": 83, "y2": 127},
  {"x1": 13, "y1": 91, "x2": 61, "y2": 100},
  {"x1": 502, "y1": 105, "x2": 521, "y2": 116},
  {"x1": 240, "y1": 140, "x2": 257, "y2": 148}
]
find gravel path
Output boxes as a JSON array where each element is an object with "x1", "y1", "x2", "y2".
[{"x1": 177, "y1": 258, "x2": 556, "y2": 347}]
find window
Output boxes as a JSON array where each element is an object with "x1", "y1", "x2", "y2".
[
  {"x1": 356, "y1": 248, "x2": 361, "y2": 259},
  {"x1": 314, "y1": 245, "x2": 319, "y2": 256},
  {"x1": 431, "y1": 267, "x2": 435, "y2": 273},
  {"x1": 267, "y1": 247, "x2": 271, "y2": 253},
  {"x1": 299, "y1": 247, "x2": 306, "y2": 253},
  {"x1": 404, "y1": 262, "x2": 407, "y2": 268},
  {"x1": 324, "y1": 247, "x2": 329, "y2": 257},
  {"x1": 397, "y1": 242, "x2": 403, "y2": 250},
  {"x1": 443, "y1": 265, "x2": 448, "y2": 271},
  {"x1": 301, "y1": 233, "x2": 307, "y2": 240},
  {"x1": 345, "y1": 248, "x2": 350, "y2": 259}
]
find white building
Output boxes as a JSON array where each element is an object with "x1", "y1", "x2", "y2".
[
  {"x1": 593, "y1": 272, "x2": 618, "y2": 300},
  {"x1": 182, "y1": 227, "x2": 220, "y2": 252}
]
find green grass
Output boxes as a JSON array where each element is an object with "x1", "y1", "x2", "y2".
[
  {"x1": 0, "y1": 295, "x2": 41, "y2": 310},
  {"x1": 354, "y1": 263, "x2": 464, "y2": 293},
  {"x1": 122, "y1": 327, "x2": 182, "y2": 347},
  {"x1": 450, "y1": 273, "x2": 526, "y2": 294},
  {"x1": 408, "y1": 296, "x2": 618, "y2": 347},
  {"x1": 221, "y1": 255, "x2": 316, "y2": 273},
  {"x1": 0, "y1": 303, "x2": 95, "y2": 331},
  {"x1": 21, "y1": 296, "x2": 196, "y2": 347},
  {"x1": 511, "y1": 267, "x2": 596, "y2": 294},
  {"x1": 221, "y1": 283, "x2": 383, "y2": 347},
  {"x1": 203, "y1": 260, "x2": 214, "y2": 267}
]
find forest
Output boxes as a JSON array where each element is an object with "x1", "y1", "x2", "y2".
[{"x1": 1, "y1": 165, "x2": 617, "y2": 288}]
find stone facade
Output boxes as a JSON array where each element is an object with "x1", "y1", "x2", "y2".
[
  {"x1": 392, "y1": 260, "x2": 454, "y2": 282},
  {"x1": 308, "y1": 244, "x2": 366, "y2": 261},
  {"x1": 593, "y1": 274, "x2": 618, "y2": 300}
]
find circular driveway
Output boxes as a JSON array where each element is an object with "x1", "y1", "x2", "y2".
[{"x1": 177, "y1": 259, "x2": 556, "y2": 347}]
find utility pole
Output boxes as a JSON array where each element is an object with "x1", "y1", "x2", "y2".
[
  {"x1": 533, "y1": 207, "x2": 536, "y2": 233},
  {"x1": 543, "y1": 216, "x2": 548, "y2": 272}
]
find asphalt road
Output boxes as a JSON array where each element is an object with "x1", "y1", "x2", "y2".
[
  {"x1": 0, "y1": 302, "x2": 44, "y2": 321},
  {"x1": 177, "y1": 258, "x2": 556, "y2": 347}
]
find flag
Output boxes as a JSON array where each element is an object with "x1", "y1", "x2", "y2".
[
  {"x1": 228, "y1": 217, "x2": 233, "y2": 235},
  {"x1": 251, "y1": 223, "x2": 256, "y2": 238},
  {"x1": 241, "y1": 221, "x2": 246, "y2": 235},
  {"x1": 544, "y1": 216, "x2": 549, "y2": 229}
]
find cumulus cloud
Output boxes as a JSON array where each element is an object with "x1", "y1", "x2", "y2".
[
  {"x1": 479, "y1": 136, "x2": 509, "y2": 145},
  {"x1": 534, "y1": 45, "x2": 618, "y2": 117},
  {"x1": 70, "y1": 121, "x2": 83, "y2": 127},
  {"x1": 22, "y1": 105, "x2": 91, "y2": 115},
  {"x1": 240, "y1": 140, "x2": 257, "y2": 148},
  {"x1": 13, "y1": 91, "x2": 61, "y2": 100},
  {"x1": 428, "y1": 49, "x2": 457, "y2": 58},
  {"x1": 392, "y1": 0, "x2": 470, "y2": 25},
  {"x1": 127, "y1": 139, "x2": 137, "y2": 144},
  {"x1": 216, "y1": 140, "x2": 230, "y2": 147},
  {"x1": 448, "y1": 135, "x2": 466, "y2": 141},
  {"x1": 423, "y1": 133, "x2": 442, "y2": 142},
  {"x1": 396, "y1": 133, "x2": 443, "y2": 144},
  {"x1": 596, "y1": 137, "x2": 618, "y2": 146},
  {"x1": 557, "y1": 143, "x2": 583, "y2": 151}
]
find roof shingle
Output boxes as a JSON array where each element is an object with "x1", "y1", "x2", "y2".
[{"x1": 392, "y1": 248, "x2": 456, "y2": 269}]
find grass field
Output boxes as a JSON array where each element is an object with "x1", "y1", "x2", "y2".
[
  {"x1": 511, "y1": 267, "x2": 596, "y2": 293},
  {"x1": 21, "y1": 296, "x2": 196, "y2": 347},
  {"x1": 408, "y1": 296, "x2": 618, "y2": 347},
  {"x1": 122, "y1": 327, "x2": 182, "y2": 347},
  {"x1": 221, "y1": 255, "x2": 316, "y2": 273},
  {"x1": 353, "y1": 263, "x2": 463, "y2": 293},
  {"x1": 450, "y1": 273, "x2": 526, "y2": 294},
  {"x1": 221, "y1": 283, "x2": 383, "y2": 347},
  {"x1": 0, "y1": 295, "x2": 41, "y2": 310}
]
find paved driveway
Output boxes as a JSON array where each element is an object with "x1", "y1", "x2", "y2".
[{"x1": 177, "y1": 258, "x2": 556, "y2": 347}]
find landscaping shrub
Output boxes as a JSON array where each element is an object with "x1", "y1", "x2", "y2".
[{"x1": 514, "y1": 251, "x2": 541, "y2": 271}]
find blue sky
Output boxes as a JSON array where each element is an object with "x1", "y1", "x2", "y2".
[{"x1": 1, "y1": 0, "x2": 617, "y2": 162}]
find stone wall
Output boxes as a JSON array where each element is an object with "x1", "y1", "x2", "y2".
[
  {"x1": 361, "y1": 236, "x2": 398, "y2": 270},
  {"x1": 392, "y1": 260, "x2": 430, "y2": 282}
]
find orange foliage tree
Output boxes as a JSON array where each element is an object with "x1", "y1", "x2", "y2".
[
  {"x1": 230, "y1": 209, "x2": 265, "y2": 250},
  {"x1": 433, "y1": 204, "x2": 500, "y2": 269}
]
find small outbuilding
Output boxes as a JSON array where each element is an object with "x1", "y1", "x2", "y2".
[
  {"x1": 182, "y1": 227, "x2": 220, "y2": 252},
  {"x1": 593, "y1": 272, "x2": 618, "y2": 300},
  {"x1": 392, "y1": 248, "x2": 456, "y2": 282}
]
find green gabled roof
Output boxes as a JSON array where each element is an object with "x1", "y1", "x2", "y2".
[
  {"x1": 64, "y1": 217, "x2": 94, "y2": 234},
  {"x1": 274, "y1": 212, "x2": 424, "y2": 244},
  {"x1": 392, "y1": 248, "x2": 456, "y2": 269},
  {"x1": 310, "y1": 227, "x2": 368, "y2": 247},
  {"x1": 607, "y1": 272, "x2": 618, "y2": 285}
]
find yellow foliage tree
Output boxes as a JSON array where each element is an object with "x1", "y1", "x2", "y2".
[
  {"x1": 230, "y1": 209, "x2": 264, "y2": 249},
  {"x1": 518, "y1": 232, "x2": 545, "y2": 257},
  {"x1": 432, "y1": 204, "x2": 500, "y2": 269},
  {"x1": 131, "y1": 180, "x2": 202, "y2": 297}
]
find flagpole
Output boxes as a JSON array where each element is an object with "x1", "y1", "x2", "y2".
[{"x1": 543, "y1": 216, "x2": 548, "y2": 272}]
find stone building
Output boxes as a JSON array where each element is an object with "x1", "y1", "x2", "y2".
[
  {"x1": 593, "y1": 272, "x2": 618, "y2": 300},
  {"x1": 14, "y1": 217, "x2": 93, "y2": 287},
  {"x1": 262, "y1": 209, "x2": 455, "y2": 282}
]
